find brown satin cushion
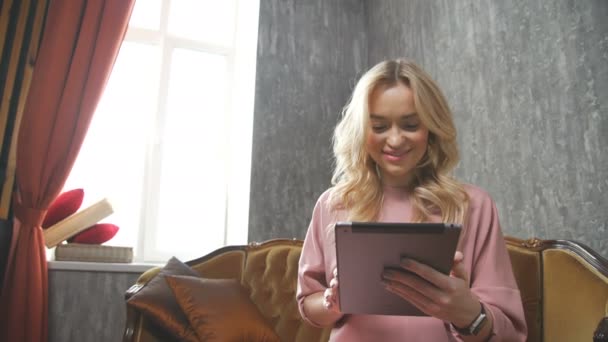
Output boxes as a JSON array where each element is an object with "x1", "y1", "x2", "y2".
[
  {"x1": 127, "y1": 257, "x2": 200, "y2": 342},
  {"x1": 165, "y1": 275, "x2": 281, "y2": 342}
]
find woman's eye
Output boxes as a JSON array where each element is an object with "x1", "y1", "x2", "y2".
[
  {"x1": 372, "y1": 125, "x2": 387, "y2": 132},
  {"x1": 400, "y1": 121, "x2": 419, "y2": 131}
]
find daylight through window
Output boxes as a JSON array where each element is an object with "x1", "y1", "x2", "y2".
[{"x1": 63, "y1": 0, "x2": 259, "y2": 262}]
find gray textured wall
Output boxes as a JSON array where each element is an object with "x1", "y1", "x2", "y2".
[
  {"x1": 249, "y1": 0, "x2": 607, "y2": 257},
  {"x1": 49, "y1": 270, "x2": 140, "y2": 342},
  {"x1": 248, "y1": 0, "x2": 367, "y2": 241},
  {"x1": 367, "y1": 0, "x2": 608, "y2": 256}
]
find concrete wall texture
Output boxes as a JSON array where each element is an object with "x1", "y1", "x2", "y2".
[
  {"x1": 249, "y1": 0, "x2": 367, "y2": 241},
  {"x1": 367, "y1": 0, "x2": 608, "y2": 256},
  {"x1": 249, "y1": 0, "x2": 607, "y2": 257}
]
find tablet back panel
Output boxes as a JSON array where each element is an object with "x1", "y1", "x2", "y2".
[{"x1": 335, "y1": 222, "x2": 461, "y2": 316}]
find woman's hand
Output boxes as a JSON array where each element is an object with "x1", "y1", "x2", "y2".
[
  {"x1": 323, "y1": 268, "x2": 341, "y2": 313},
  {"x1": 381, "y1": 251, "x2": 481, "y2": 328},
  {"x1": 301, "y1": 267, "x2": 344, "y2": 327}
]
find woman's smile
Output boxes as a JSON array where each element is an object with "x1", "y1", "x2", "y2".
[{"x1": 382, "y1": 149, "x2": 409, "y2": 162}]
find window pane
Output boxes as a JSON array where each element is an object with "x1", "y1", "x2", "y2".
[
  {"x1": 168, "y1": 0, "x2": 236, "y2": 46},
  {"x1": 155, "y1": 49, "x2": 228, "y2": 260},
  {"x1": 129, "y1": 0, "x2": 162, "y2": 30},
  {"x1": 64, "y1": 42, "x2": 161, "y2": 253}
]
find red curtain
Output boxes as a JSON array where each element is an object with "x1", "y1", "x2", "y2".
[{"x1": 0, "y1": 1, "x2": 135, "y2": 341}]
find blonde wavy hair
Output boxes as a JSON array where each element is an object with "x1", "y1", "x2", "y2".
[{"x1": 329, "y1": 59, "x2": 469, "y2": 224}]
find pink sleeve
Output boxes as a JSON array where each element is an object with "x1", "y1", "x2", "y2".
[
  {"x1": 296, "y1": 193, "x2": 331, "y2": 327},
  {"x1": 452, "y1": 189, "x2": 528, "y2": 341}
]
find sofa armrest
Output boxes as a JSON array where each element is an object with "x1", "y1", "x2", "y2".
[
  {"x1": 122, "y1": 267, "x2": 163, "y2": 342},
  {"x1": 508, "y1": 236, "x2": 608, "y2": 342}
]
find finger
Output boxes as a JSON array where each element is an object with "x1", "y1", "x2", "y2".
[
  {"x1": 328, "y1": 286, "x2": 337, "y2": 300},
  {"x1": 323, "y1": 288, "x2": 332, "y2": 301},
  {"x1": 454, "y1": 251, "x2": 464, "y2": 263},
  {"x1": 450, "y1": 260, "x2": 468, "y2": 283},
  {"x1": 323, "y1": 294, "x2": 334, "y2": 308},
  {"x1": 400, "y1": 258, "x2": 452, "y2": 290},
  {"x1": 324, "y1": 287, "x2": 338, "y2": 305},
  {"x1": 450, "y1": 252, "x2": 469, "y2": 283},
  {"x1": 323, "y1": 288, "x2": 340, "y2": 312},
  {"x1": 383, "y1": 270, "x2": 442, "y2": 301},
  {"x1": 384, "y1": 281, "x2": 438, "y2": 316},
  {"x1": 330, "y1": 277, "x2": 338, "y2": 288}
]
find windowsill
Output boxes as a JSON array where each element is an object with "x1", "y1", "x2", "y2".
[{"x1": 48, "y1": 260, "x2": 161, "y2": 273}]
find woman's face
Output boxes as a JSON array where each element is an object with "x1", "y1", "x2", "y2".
[{"x1": 366, "y1": 83, "x2": 429, "y2": 187}]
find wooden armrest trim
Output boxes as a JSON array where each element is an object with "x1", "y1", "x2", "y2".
[{"x1": 505, "y1": 236, "x2": 608, "y2": 277}]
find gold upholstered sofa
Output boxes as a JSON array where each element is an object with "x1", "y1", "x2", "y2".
[{"x1": 123, "y1": 237, "x2": 608, "y2": 342}]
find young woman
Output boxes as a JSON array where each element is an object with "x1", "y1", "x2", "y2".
[{"x1": 297, "y1": 59, "x2": 527, "y2": 341}]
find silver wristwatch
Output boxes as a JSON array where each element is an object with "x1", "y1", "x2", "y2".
[{"x1": 453, "y1": 304, "x2": 488, "y2": 336}]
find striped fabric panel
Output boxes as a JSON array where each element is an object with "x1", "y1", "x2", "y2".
[{"x1": 0, "y1": 0, "x2": 48, "y2": 219}]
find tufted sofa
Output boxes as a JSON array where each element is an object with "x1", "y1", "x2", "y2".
[{"x1": 123, "y1": 237, "x2": 608, "y2": 342}]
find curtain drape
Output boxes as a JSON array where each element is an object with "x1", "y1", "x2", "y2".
[
  {"x1": 0, "y1": 1, "x2": 135, "y2": 341},
  {"x1": 0, "y1": 0, "x2": 49, "y2": 290}
]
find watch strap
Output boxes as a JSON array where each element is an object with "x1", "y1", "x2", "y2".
[{"x1": 452, "y1": 303, "x2": 488, "y2": 336}]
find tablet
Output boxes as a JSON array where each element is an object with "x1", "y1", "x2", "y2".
[{"x1": 335, "y1": 221, "x2": 462, "y2": 316}]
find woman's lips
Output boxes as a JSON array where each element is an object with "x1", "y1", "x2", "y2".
[{"x1": 382, "y1": 150, "x2": 407, "y2": 162}]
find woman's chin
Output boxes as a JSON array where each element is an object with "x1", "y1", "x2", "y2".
[{"x1": 379, "y1": 168, "x2": 415, "y2": 186}]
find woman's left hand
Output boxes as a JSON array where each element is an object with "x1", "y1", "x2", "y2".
[{"x1": 381, "y1": 251, "x2": 481, "y2": 328}]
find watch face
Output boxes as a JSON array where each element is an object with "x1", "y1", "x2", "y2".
[{"x1": 470, "y1": 311, "x2": 488, "y2": 335}]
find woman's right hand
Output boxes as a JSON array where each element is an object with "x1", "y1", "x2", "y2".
[
  {"x1": 323, "y1": 268, "x2": 341, "y2": 313},
  {"x1": 301, "y1": 267, "x2": 344, "y2": 327}
]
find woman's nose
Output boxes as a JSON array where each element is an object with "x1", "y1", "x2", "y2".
[{"x1": 387, "y1": 129, "x2": 404, "y2": 147}]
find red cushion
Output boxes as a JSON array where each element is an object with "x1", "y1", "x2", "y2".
[
  {"x1": 70, "y1": 223, "x2": 119, "y2": 244},
  {"x1": 43, "y1": 189, "x2": 84, "y2": 228}
]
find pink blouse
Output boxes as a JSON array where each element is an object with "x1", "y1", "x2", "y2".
[{"x1": 296, "y1": 184, "x2": 527, "y2": 341}]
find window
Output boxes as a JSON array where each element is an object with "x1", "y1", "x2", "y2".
[{"x1": 63, "y1": 0, "x2": 260, "y2": 262}]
